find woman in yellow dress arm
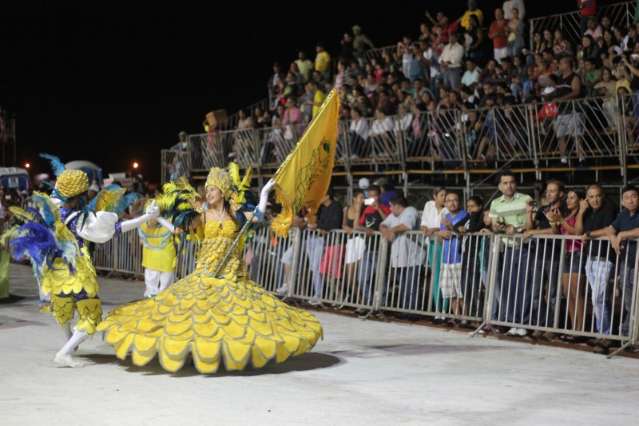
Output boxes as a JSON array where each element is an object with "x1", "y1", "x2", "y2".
[{"x1": 97, "y1": 166, "x2": 323, "y2": 374}]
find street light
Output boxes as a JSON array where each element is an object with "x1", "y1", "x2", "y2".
[
  {"x1": 132, "y1": 161, "x2": 139, "y2": 170},
  {"x1": 24, "y1": 162, "x2": 31, "y2": 169}
]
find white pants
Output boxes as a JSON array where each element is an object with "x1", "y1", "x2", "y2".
[
  {"x1": 144, "y1": 269, "x2": 175, "y2": 297},
  {"x1": 494, "y1": 47, "x2": 508, "y2": 63}
]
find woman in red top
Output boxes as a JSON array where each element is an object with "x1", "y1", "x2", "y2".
[{"x1": 559, "y1": 190, "x2": 588, "y2": 332}]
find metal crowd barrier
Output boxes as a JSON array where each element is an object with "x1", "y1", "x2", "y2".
[
  {"x1": 530, "y1": 1, "x2": 635, "y2": 51},
  {"x1": 92, "y1": 226, "x2": 639, "y2": 352},
  {"x1": 484, "y1": 234, "x2": 638, "y2": 345}
]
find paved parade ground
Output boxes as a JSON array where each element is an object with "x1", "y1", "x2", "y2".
[{"x1": 1, "y1": 264, "x2": 638, "y2": 426}]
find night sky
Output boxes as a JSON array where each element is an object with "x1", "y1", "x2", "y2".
[{"x1": 1, "y1": 1, "x2": 580, "y2": 181}]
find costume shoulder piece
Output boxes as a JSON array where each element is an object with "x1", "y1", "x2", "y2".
[{"x1": 2, "y1": 192, "x2": 81, "y2": 280}]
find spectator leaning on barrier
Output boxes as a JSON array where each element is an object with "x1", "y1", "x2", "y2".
[
  {"x1": 356, "y1": 185, "x2": 390, "y2": 308},
  {"x1": 437, "y1": 192, "x2": 469, "y2": 317},
  {"x1": 580, "y1": 184, "x2": 618, "y2": 337},
  {"x1": 381, "y1": 195, "x2": 424, "y2": 310},
  {"x1": 421, "y1": 187, "x2": 449, "y2": 317},
  {"x1": 595, "y1": 186, "x2": 639, "y2": 337},
  {"x1": 523, "y1": 180, "x2": 567, "y2": 332},
  {"x1": 558, "y1": 190, "x2": 588, "y2": 333},
  {"x1": 306, "y1": 189, "x2": 343, "y2": 305},
  {"x1": 489, "y1": 171, "x2": 533, "y2": 336}
]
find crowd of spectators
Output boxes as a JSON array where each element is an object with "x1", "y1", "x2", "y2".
[{"x1": 178, "y1": 1, "x2": 639, "y2": 166}]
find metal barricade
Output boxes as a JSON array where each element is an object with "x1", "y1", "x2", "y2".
[
  {"x1": 243, "y1": 224, "x2": 296, "y2": 293},
  {"x1": 484, "y1": 234, "x2": 638, "y2": 343},
  {"x1": 176, "y1": 239, "x2": 197, "y2": 279},
  {"x1": 93, "y1": 239, "x2": 115, "y2": 272},
  {"x1": 533, "y1": 97, "x2": 621, "y2": 162},
  {"x1": 230, "y1": 128, "x2": 261, "y2": 169},
  {"x1": 112, "y1": 230, "x2": 144, "y2": 276},
  {"x1": 424, "y1": 110, "x2": 464, "y2": 163},
  {"x1": 292, "y1": 229, "x2": 382, "y2": 310}
]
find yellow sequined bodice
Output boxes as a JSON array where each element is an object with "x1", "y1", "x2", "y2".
[{"x1": 194, "y1": 219, "x2": 242, "y2": 276}]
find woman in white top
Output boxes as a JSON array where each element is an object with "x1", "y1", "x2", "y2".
[{"x1": 420, "y1": 187, "x2": 450, "y2": 316}]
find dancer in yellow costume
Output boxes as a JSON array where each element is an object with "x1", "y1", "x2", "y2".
[
  {"x1": 4, "y1": 154, "x2": 159, "y2": 367},
  {"x1": 97, "y1": 167, "x2": 323, "y2": 373},
  {"x1": 138, "y1": 215, "x2": 177, "y2": 298}
]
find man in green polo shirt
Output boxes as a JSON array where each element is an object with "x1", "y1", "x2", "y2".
[{"x1": 488, "y1": 172, "x2": 533, "y2": 336}]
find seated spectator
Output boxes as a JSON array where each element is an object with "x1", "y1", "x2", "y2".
[
  {"x1": 584, "y1": 17, "x2": 603, "y2": 40},
  {"x1": 349, "y1": 107, "x2": 370, "y2": 157},
  {"x1": 462, "y1": 59, "x2": 481, "y2": 87},
  {"x1": 380, "y1": 195, "x2": 424, "y2": 310}
]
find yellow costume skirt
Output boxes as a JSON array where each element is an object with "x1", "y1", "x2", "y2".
[{"x1": 97, "y1": 272, "x2": 323, "y2": 374}]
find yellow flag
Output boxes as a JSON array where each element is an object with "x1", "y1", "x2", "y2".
[{"x1": 271, "y1": 89, "x2": 340, "y2": 237}]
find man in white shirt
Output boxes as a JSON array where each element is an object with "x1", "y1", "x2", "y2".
[
  {"x1": 503, "y1": 0, "x2": 525, "y2": 20},
  {"x1": 381, "y1": 195, "x2": 425, "y2": 310},
  {"x1": 440, "y1": 32, "x2": 465, "y2": 90},
  {"x1": 349, "y1": 107, "x2": 370, "y2": 157}
]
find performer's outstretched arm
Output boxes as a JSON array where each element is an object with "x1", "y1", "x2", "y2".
[{"x1": 75, "y1": 202, "x2": 160, "y2": 243}]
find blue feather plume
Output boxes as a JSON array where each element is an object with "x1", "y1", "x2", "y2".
[
  {"x1": 39, "y1": 153, "x2": 66, "y2": 177},
  {"x1": 9, "y1": 222, "x2": 62, "y2": 278},
  {"x1": 114, "y1": 192, "x2": 141, "y2": 216}
]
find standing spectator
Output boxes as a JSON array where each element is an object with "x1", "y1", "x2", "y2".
[
  {"x1": 559, "y1": 190, "x2": 588, "y2": 333},
  {"x1": 295, "y1": 51, "x2": 314, "y2": 83},
  {"x1": 504, "y1": 0, "x2": 526, "y2": 21},
  {"x1": 314, "y1": 43, "x2": 331, "y2": 80},
  {"x1": 553, "y1": 56, "x2": 585, "y2": 163},
  {"x1": 421, "y1": 187, "x2": 449, "y2": 315},
  {"x1": 380, "y1": 195, "x2": 424, "y2": 310},
  {"x1": 459, "y1": 0, "x2": 484, "y2": 31},
  {"x1": 356, "y1": 186, "x2": 390, "y2": 307},
  {"x1": 507, "y1": 7, "x2": 525, "y2": 57},
  {"x1": 268, "y1": 63, "x2": 283, "y2": 105},
  {"x1": 437, "y1": 192, "x2": 469, "y2": 316},
  {"x1": 489, "y1": 8, "x2": 509, "y2": 63},
  {"x1": 312, "y1": 82, "x2": 327, "y2": 118},
  {"x1": 601, "y1": 186, "x2": 639, "y2": 337},
  {"x1": 581, "y1": 184, "x2": 617, "y2": 336},
  {"x1": 352, "y1": 25, "x2": 375, "y2": 58},
  {"x1": 306, "y1": 190, "x2": 343, "y2": 305},
  {"x1": 523, "y1": 180, "x2": 566, "y2": 331},
  {"x1": 282, "y1": 99, "x2": 302, "y2": 142},
  {"x1": 455, "y1": 196, "x2": 491, "y2": 317},
  {"x1": 339, "y1": 33, "x2": 355, "y2": 64},
  {"x1": 343, "y1": 191, "x2": 365, "y2": 303},
  {"x1": 440, "y1": 32, "x2": 465, "y2": 90},
  {"x1": 489, "y1": 172, "x2": 533, "y2": 336}
]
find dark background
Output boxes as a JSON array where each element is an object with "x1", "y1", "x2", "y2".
[{"x1": 0, "y1": 1, "x2": 584, "y2": 181}]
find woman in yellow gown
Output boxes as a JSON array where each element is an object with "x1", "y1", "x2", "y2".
[{"x1": 97, "y1": 167, "x2": 323, "y2": 373}]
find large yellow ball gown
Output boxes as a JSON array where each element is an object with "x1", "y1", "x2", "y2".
[{"x1": 97, "y1": 219, "x2": 323, "y2": 373}]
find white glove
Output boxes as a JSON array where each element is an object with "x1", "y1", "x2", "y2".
[
  {"x1": 257, "y1": 179, "x2": 276, "y2": 215},
  {"x1": 144, "y1": 201, "x2": 160, "y2": 218},
  {"x1": 157, "y1": 216, "x2": 176, "y2": 234}
]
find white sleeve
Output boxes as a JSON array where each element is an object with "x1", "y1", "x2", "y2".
[
  {"x1": 157, "y1": 217, "x2": 176, "y2": 234},
  {"x1": 420, "y1": 202, "x2": 431, "y2": 227},
  {"x1": 75, "y1": 211, "x2": 119, "y2": 243},
  {"x1": 400, "y1": 208, "x2": 418, "y2": 229}
]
